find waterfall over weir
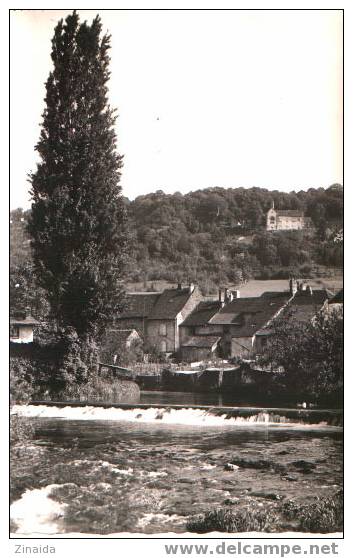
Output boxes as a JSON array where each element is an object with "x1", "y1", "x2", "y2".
[{"x1": 13, "y1": 402, "x2": 343, "y2": 428}]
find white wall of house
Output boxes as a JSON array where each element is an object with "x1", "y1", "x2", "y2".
[{"x1": 10, "y1": 325, "x2": 34, "y2": 344}]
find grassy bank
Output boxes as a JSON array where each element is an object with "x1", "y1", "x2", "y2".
[{"x1": 186, "y1": 491, "x2": 343, "y2": 534}]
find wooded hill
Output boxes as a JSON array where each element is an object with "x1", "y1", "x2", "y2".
[{"x1": 11, "y1": 184, "x2": 343, "y2": 309}]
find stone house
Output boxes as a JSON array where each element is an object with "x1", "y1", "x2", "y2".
[
  {"x1": 266, "y1": 201, "x2": 305, "y2": 231},
  {"x1": 117, "y1": 284, "x2": 203, "y2": 354},
  {"x1": 116, "y1": 292, "x2": 161, "y2": 336},
  {"x1": 179, "y1": 299, "x2": 224, "y2": 345},
  {"x1": 209, "y1": 291, "x2": 291, "y2": 358},
  {"x1": 145, "y1": 284, "x2": 203, "y2": 354},
  {"x1": 10, "y1": 311, "x2": 39, "y2": 344}
]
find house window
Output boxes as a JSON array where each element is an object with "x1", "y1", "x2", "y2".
[
  {"x1": 159, "y1": 323, "x2": 167, "y2": 336},
  {"x1": 10, "y1": 325, "x2": 19, "y2": 338},
  {"x1": 270, "y1": 217, "x2": 275, "y2": 224},
  {"x1": 160, "y1": 340, "x2": 167, "y2": 352},
  {"x1": 261, "y1": 337, "x2": 267, "y2": 347}
]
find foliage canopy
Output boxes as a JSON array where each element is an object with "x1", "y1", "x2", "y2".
[{"x1": 28, "y1": 11, "x2": 128, "y2": 335}]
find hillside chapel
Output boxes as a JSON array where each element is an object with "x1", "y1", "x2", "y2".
[{"x1": 266, "y1": 201, "x2": 305, "y2": 231}]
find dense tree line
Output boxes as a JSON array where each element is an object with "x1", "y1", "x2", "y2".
[
  {"x1": 11, "y1": 183, "x2": 343, "y2": 311},
  {"x1": 126, "y1": 184, "x2": 343, "y2": 291}
]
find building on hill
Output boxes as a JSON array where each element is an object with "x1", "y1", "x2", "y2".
[
  {"x1": 117, "y1": 284, "x2": 203, "y2": 355},
  {"x1": 10, "y1": 310, "x2": 39, "y2": 344},
  {"x1": 266, "y1": 201, "x2": 306, "y2": 231}
]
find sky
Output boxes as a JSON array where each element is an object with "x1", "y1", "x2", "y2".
[{"x1": 10, "y1": 9, "x2": 343, "y2": 209}]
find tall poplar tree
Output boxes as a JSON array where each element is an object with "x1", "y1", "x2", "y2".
[{"x1": 28, "y1": 12, "x2": 128, "y2": 336}]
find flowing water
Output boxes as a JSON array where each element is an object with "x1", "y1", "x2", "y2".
[{"x1": 10, "y1": 396, "x2": 343, "y2": 536}]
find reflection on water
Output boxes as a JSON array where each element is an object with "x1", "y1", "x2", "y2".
[{"x1": 11, "y1": 411, "x2": 343, "y2": 535}]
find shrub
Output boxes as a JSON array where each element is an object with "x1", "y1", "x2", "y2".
[
  {"x1": 10, "y1": 357, "x2": 36, "y2": 404},
  {"x1": 187, "y1": 491, "x2": 343, "y2": 534},
  {"x1": 282, "y1": 491, "x2": 343, "y2": 533},
  {"x1": 186, "y1": 507, "x2": 278, "y2": 534},
  {"x1": 10, "y1": 414, "x2": 34, "y2": 445},
  {"x1": 57, "y1": 373, "x2": 140, "y2": 403}
]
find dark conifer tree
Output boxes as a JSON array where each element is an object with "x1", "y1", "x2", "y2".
[{"x1": 28, "y1": 11, "x2": 128, "y2": 336}]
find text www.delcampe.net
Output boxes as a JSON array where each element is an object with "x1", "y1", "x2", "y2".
[{"x1": 164, "y1": 542, "x2": 340, "y2": 557}]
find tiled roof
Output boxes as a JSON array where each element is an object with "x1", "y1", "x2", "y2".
[
  {"x1": 181, "y1": 335, "x2": 221, "y2": 349},
  {"x1": 287, "y1": 289, "x2": 331, "y2": 323},
  {"x1": 210, "y1": 294, "x2": 290, "y2": 337},
  {"x1": 148, "y1": 287, "x2": 198, "y2": 320},
  {"x1": 291, "y1": 289, "x2": 331, "y2": 307},
  {"x1": 10, "y1": 315, "x2": 39, "y2": 326},
  {"x1": 276, "y1": 210, "x2": 304, "y2": 217},
  {"x1": 257, "y1": 289, "x2": 331, "y2": 332},
  {"x1": 181, "y1": 300, "x2": 223, "y2": 327},
  {"x1": 119, "y1": 293, "x2": 161, "y2": 318}
]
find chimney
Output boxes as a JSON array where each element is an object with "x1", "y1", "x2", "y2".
[
  {"x1": 188, "y1": 283, "x2": 195, "y2": 294},
  {"x1": 307, "y1": 285, "x2": 313, "y2": 295},
  {"x1": 218, "y1": 288, "x2": 223, "y2": 302},
  {"x1": 289, "y1": 278, "x2": 297, "y2": 296}
]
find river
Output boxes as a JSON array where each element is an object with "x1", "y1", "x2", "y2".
[{"x1": 10, "y1": 393, "x2": 343, "y2": 536}]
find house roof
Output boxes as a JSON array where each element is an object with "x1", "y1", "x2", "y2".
[
  {"x1": 257, "y1": 289, "x2": 331, "y2": 333},
  {"x1": 119, "y1": 292, "x2": 161, "y2": 318},
  {"x1": 276, "y1": 210, "x2": 304, "y2": 218},
  {"x1": 181, "y1": 300, "x2": 223, "y2": 327},
  {"x1": 210, "y1": 293, "x2": 290, "y2": 337},
  {"x1": 148, "y1": 286, "x2": 199, "y2": 320},
  {"x1": 181, "y1": 335, "x2": 221, "y2": 349},
  {"x1": 10, "y1": 315, "x2": 39, "y2": 326},
  {"x1": 288, "y1": 289, "x2": 331, "y2": 323},
  {"x1": 329, "y1": 289, "x2": 343, "y2": 304}
]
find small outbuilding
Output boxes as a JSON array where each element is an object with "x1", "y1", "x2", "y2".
[
  {"x1": 10, "y1": 311, "x2": 39, "y2": 344},
  {"x1": 179, "y1": 335, "x2": 221, "y2": 363}
]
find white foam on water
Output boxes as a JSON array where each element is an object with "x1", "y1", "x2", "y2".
[
  {"x1": 200, "y1": 463, "x2": 217, "y2": 470},
  {"x1": 68, "y1": 458, "x2": 134, "y2": 476},
  {"x1": 11, "y1": 404, "x2": 338, "y2": 429},
  {"x1": 145, "y1": 471, "x2": 168, "y2": 478},
  {"x1": 11, "y1": 484, "x2": 67, "y2": 535},
  {"x1": 137, "y1": 513, "x2": 185, "y2": 529}
]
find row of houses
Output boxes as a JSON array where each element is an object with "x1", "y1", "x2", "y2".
[
  {"x1": 116, "y1": 280, "x2": 342, "y2": 362},
  {"x1": 10, "y1": 281, "x2": 342, "y2": 365}
]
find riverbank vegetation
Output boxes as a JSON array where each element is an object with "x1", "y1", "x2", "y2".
[
  {"x1": 258, "y1": 307, "x2": 343, "y2": 405},
  {"x1": 186, "y1": 490, "x2": 343, "y2": 533}
]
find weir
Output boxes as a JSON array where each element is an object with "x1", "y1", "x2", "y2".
[{"x1": 27, "y1": 400, "x2": 343, "y2": 426}]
